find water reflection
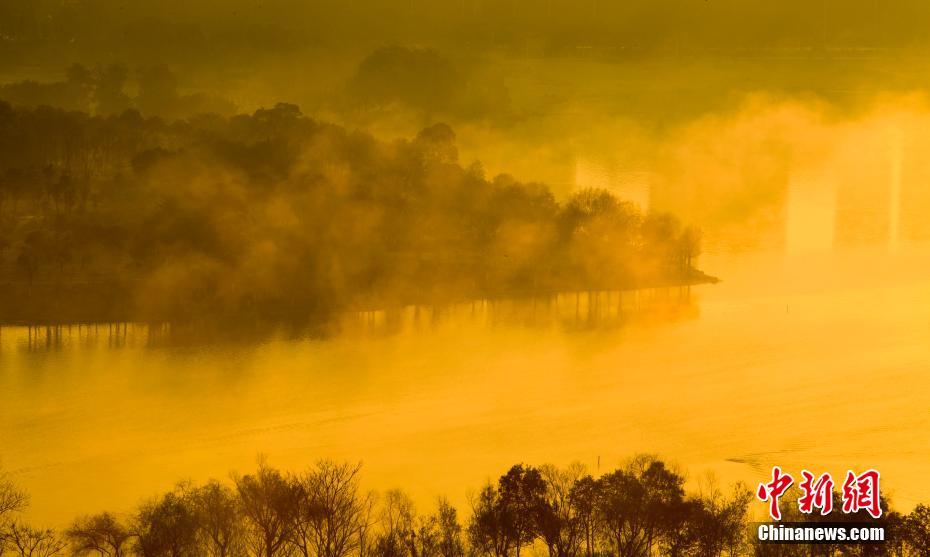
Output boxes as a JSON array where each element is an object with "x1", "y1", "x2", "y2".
[
  {"x1": 0, "y1": 288, "x2": 697, "y2": 354},
  {"x1": 343, "y1": 289, "x2": 696, "y2": 337},
  {"x1": 577, "y1": 119, "x2": 930, "y2": 255},
  {"x1": 7, "y1": 105, "x2": 930, "y2": 528}
]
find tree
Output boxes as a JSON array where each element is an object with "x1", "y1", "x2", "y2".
[
  {"x1": 235, "y1": 461, "x2": 296, "y2": 557},
  {"x1": 467, "y1": 484, "x2": 508, "y2": 557},
  {"x1": 66, "y1": 513, "x2": 132, "y2": 557},
  {"x1": 498, "y1": 464, "x2": 547, "y2": 557},
  {"x1": 346, "y1": 47, "x2": 458, "y2": 115},
  {"x1": 5, "y1": 522, "x2": 66, "y2": 557},
  {"x1": 676, "y1": 226, "x2": 702, "y2": 274},
  {"x1": 290, "y1": 461, "x2": 364, "y2": 557},
  {"x1": 134, "y1": 487, "x2": 200, "y2": 557},
  {"x1": 357, "y1": 492, "x2": 379, "y2": 557},
  {"x1": 415, "y1": 124, "x2": 458, "y2": 166},
  {"x1": 435, "y1": 498, "x2": 464, "y2": 557},
  {"x1": 537, "y1": 463, "x2": 587, "y2": 557},
  {"x1": 371, "y1": 489, "x2": 416, "y2": 557},
  {"x1": 903, "y1": 504, "x2": 930, "y2": 556},
  {"x1": 468, "y1": 465, "x2": 547, "y2": 557},
  {"x1": 595, "y1": 456, "x2": 687, "y2": 557},
  {"x1": 685, "y1": 481, "x2": 751, "y2": 557},
  {"x1": 568, "y1": 476, "x2": 598, "y2": 557},
  {"x1": 189, "y1": 480, "x2": 245, "y2": 557},
  {"x1": 0, "y1": 469, "x2": 28, "y2": 550}
]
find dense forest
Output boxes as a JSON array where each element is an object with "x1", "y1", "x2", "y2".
[
  {"x1": 0, "y1": 100, "x2": 705, "y2": 326},
  {"x1": 0, "y1": 456, "x2": 918, "y2": 557}
]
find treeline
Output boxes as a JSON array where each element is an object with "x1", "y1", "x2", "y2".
[
  {"x1": 0, "y1": 456, "x2": 924, "y2": 557},
  {"x1": 0, "y1": 101, "x2": 706, "y2": 325},
  {"x1": 0, "y1": 54, "x2": 506, "y2": 123},
  {"x1": 0, "y1": 64, "x2": 235, "y2": 119}
]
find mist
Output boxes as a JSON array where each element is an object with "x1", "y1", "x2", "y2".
[{"x1": 5, "y1": 0, "x2": 930, "y2": 543}]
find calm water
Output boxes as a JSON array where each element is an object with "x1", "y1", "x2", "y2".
[
  {"x1": 2, "y1": 242, "x2": 930, "y2": 525},
  {"x1": 6, "y1": 114, "x2": 930, "y2": 524}
]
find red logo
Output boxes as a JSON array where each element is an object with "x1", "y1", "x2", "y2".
[
  {"x1": 842, "y1": 469, "x2": 882, "y2": 518},
  {"x1": 757, "y1": 467, "x2": 882, "y2": 520},
  {"x1": 757, "y1": 466, "x2": 794, "y2": 520}
]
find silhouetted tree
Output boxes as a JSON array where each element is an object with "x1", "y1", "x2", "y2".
[
  {"x1": 499, "y1": 464, "x2": 547, "y2": 557},
  {"x1": 235, "y1": 462, "x2": 295, "y2": 557},
  {"x1": 467, "y1": 484, "x2": 507, "y2": 557},
  {"x1": 685, "y1": 482, "x2": 751, "y2": 557},
  {"x1": 189, "y1": 480, "x2": 245, "y2": 557},
  {"x1": 435, "y1": 498, "x2": 465, "y2": 557},
  {"x1": 596, "y1": 456, "x2": 686, "y2": 557},
  {"x1": 0, "y1": 469, "x2": 29, "y2": 554},
  {"x1": 289, "y1": 461, "x2": 364, "y2": 557},
  {"x1": 66, "y1": 513, "x2": 132, "y2": 557},
  {"x1": 568, "y1": 476, "x2": 598, "y2": 557},
  {"x1": 135, "y1": 487, "x2": 200, "y2": 557},
  {"x1": 537, "y1": 463, "x2": 587, "y2": 557},
  {"x1": 371, "y1": 490, "x2": 416, "y2": 557},
  {"x1": 5, "y1": 522, "x2": 66, "y2": 557},
  {"x1": 0, "y1": 100, "x2": 705, "y2": 326}
]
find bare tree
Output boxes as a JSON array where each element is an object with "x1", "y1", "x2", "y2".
[
  {"x1": 467, "y1": 483, "x2": 507, "y2": 557},
  {"x1": 0, "y1": 468, "x2": 29, "y2": 550},
  {"x1": 189, "y1": 480, "x2": 245, "y2": 557},
  {"x1": 538, "y1": 463, "x2": 587, "y2": 557},
  {"x1": 6, "y1": 522, "x2": 66, "y2": 557},
  {"x1": 357, "y1": 491, "x2": 379, "y2": 557},
  {"x1": 372, "y1": 489, "x2": 416, "y2": 557},
  {"x1": 234, "y1": 461, "x2": 296, "y2": 557},
  {"x1": 568, "y1": 476, "x2": 598, "y2": 557},
  {"x1": 295, "y1": 461, "x2": 365, "y2": 557},
  {"x1": 66, "y1": 513, "x2": 132, "y2": 557}
]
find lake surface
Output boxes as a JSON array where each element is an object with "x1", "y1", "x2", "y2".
[
  {"x1": 2, "y1": 240, "x2": 930, "y2": 526},
  {"x1": 6, "y1": 108, "x2": 930, "y2": 525}
]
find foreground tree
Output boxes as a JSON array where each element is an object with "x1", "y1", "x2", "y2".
[
  {"x1": 568, "y1": 476, "x2": 598, "y2": 557},
  {"x1": 134, "y1": 487, "x2": 200, "y2": 557},
  {"x1": 371, "y1": 489, "x2": 416, "y2": 557},
  {"x1": 235, "y1": 462, "x2": 296, "y2": 557},
  {"x1": 5, "y1": 522, "x2": 66, "y2": 557},
  {"x1": 434, "y1": 498, "x2": 465, "y2": 557},
  {"x1": 468, "y1": 464, "x2": 548, "y2": 557},
  {"x1": 596, "y1": 455, "x2": 687, "y2": 557},
  {"x1": 189, "y1": 480, "x2": 245, "y2": 557},
  {"x1": 680, "y1": 481, "x2": 751, "y2": 557},
  {"x1": 467, "y1": 484, "x2": 507, "y2": 557},
  {"x1": 498, "y1": 465, "x2": 547, "y2": 557},
  {"x1": 288, "y1": 461, "x2": 365, "y2": 557},
  {"x1": 66, "y1": 513, "x2": 132, "y2": 557},
  {"x1": 0, "y1": 471, "x2": 27, "y2": 520},
  {"x1": 903, "y1": 504, "x2": 930, "y2": 556},
  {"x1": 0, "y1": 468, "x2": 29, "y2": 553},
  {"x1": 537, "y1": 463, "x2": 587, "y2": 557}
]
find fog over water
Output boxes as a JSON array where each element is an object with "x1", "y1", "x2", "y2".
[{"x1": 3, "y1": 94, "x2": 930, "y2": 525}]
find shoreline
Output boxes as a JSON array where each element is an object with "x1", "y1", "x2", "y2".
[{"x1": 0, "y1": 272, "x2": 717, "y2": 328}]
